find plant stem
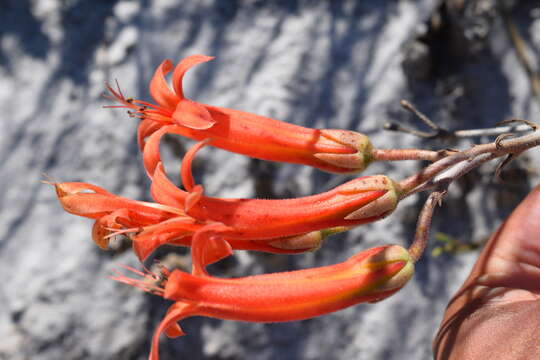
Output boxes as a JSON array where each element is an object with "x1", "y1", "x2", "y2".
[
  {"x1": 398, "y1": 130, "x2": 540, "y2": 196},
  {"x1": 372, "y1": 148, "x2": 446, "y2": 162},
  {"x1": 408, "y1": 191, "x2": 444, "y2": 262}
]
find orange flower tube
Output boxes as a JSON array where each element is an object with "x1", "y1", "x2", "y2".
[
  {"x1": 112, "y1": 245, "x2": 414, "y2": 360},
  {"x1": 50, "y1": 181, "x2": 347, "y2": 260},
  {"x1": 106, "y1": 55, "x2": 373, "y2": 174},
  {"x1": 147, "y1": 139, "x2": 401, "y2": 241}
]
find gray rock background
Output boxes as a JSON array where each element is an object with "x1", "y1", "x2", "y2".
[{"x1": 1, "y1": 0, "x2": 539, "y2": 359}]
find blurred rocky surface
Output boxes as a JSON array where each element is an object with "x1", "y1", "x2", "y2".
[{"x1": 1, "y1": 0, "x2": 539, "y2": 359}]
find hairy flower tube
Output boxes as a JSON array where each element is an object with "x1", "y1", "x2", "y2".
[
  {"x1": 51, "y1": 172, "x2": 398, "y2": 270},
  {"x1": 50, "y1": 180, "x2": 353, "y2": 265},
  {"x1": 147, "y1": 139, "x2": 402, "y2": 239},
  {"x1": 112, "y1": 244, "x2": 414, "y2": 360},
  {"x1": 106, "y1": 55, "x2": 374, "y2": 174}
]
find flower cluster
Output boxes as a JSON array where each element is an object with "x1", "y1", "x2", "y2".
[{"x1": 52, "y1": 55, "x2": 416, "y2": 360}]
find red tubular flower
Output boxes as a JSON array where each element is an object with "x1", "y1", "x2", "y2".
[
  {"x1": 148, "y1": 140, "x2": 401, "y2": 241},
  {"x1": 105, "y1": 55, "x2": 374, "y2": 174},
  {"x1": 50, "y1": 181, "x2": 347, "y2": 262},
  {"x1": 112, "y1": 244, "x2": 414, "y2": 360}
]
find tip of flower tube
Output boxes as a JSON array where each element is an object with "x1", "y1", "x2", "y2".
[
  {"x1": 344, "y1": 190, "x2": 396, "y2": 220},
  {"x1": 341, "y1": 176, "x2": 400, "y2": 220},
  {"x1": 363, "y1": 245, "x2": 414, "y2": 293},
  {"x1": 314, "y1": 129, "x2": 374, "y2": 173}
]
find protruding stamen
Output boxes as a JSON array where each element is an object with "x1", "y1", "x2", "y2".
[{"x1": 110, "y1": 265, "x2": 168, "y2": 296}]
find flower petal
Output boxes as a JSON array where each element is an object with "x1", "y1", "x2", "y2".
[
  {"x1": 92, "y1": 209, "x2": 131, "y2": 249},
  {"x1": 150, "y1": 163, "x2": 188, "y2": 208},
  {"x1": 191, "y1": 223, "x2": 234, "y2": 277},
  {"x1": 137, "y1": 118, "x2": 163, "y2": 152},
  {"x1": 181, "y1": 139, "x2": 210, "y2": 192},
  {"x1": 150, "y1": 302, "x2": 198, "y2": 360},
  {"x1": 149, "y1": 59, "x2": 181, "y2": 110},
  {"x1": 52, "y1": 182, "x2": 113, "y2": 197},
  {"x1": 171, "y1": 54, "x2": 214, "y2": 98},
  {"x1": 172, "y1": 99, "x2": 216, "y2": 130},
  {"x1": 142, "y1": 125, "x2": 175, "y2": 178},
  {"x1": 184, "y1": 185, "x2": 203, "y2": 213},
  {"x1": 132, "y1": 217, "x2": 199, "y2": 261}
]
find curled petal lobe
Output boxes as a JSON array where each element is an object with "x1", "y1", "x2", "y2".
[
  {"x1": 184, "y1": 185, "x2": 203, "y2": 213},
  {"x1": 138, "y1": 118, "x2": 164, "y2": 152},
  {"x1": 190, "y1": 222, "x2": 234, "y2": 276},
  {"x1": 181, "y1": 139, "x2": 211, "y2": 192},
  {"x1": 150, "y1": 59, "x2": 181, "y2": 110},
  {"x1": 143, "y1": 126, "x2": 174, "y2": 178},
  {"x1": 130, "y1": 216, "x2": 200, "y2": 261},
  {"x1": 171, "y1": 54, "x2": 215, "y2": 98},
  {"x1": 180, "y1": 140, "x2": 208, "y2": 212},
  {"x1": 173, "y1": 99, "x2": 215, "y2": 130},
  {"x1": 150, "y1": 163, "x2": 187, "y2": 208},
  {"x1": 150, "y1": 302, "x2": 198, "y2": 360}
]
